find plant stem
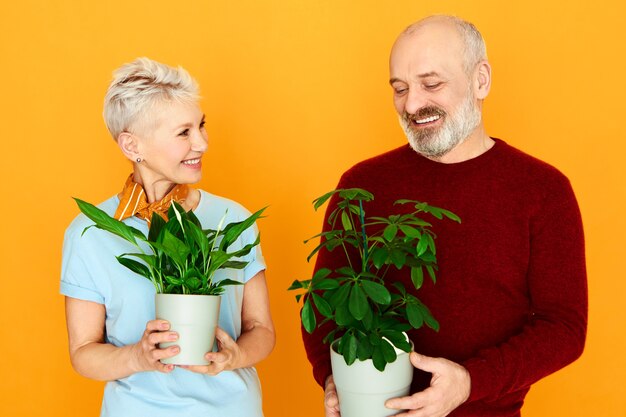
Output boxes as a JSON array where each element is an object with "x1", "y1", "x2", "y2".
[{"x1": 359, "y1": 200, "x2": 368, "y2": 272}]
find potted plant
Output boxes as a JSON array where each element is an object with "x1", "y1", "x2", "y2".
[
  {"x1": 288, "y1": 188, "x2": 459, "y2": 417},
  {"x1": 74, "y1": 198, "x2": 265, "y2": 365}
]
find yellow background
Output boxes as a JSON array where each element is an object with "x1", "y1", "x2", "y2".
[{"x1": 1, "y1": 1, "x2": 624, "y2": 416}]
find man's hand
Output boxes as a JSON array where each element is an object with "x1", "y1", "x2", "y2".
[
  {"x1": 385, "y1": 352, "x2": 470, "y2": 417},
  {"x1": 324, "y1": 375, "x2": 341, "y2": 417}
]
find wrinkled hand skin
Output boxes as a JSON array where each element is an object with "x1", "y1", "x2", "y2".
[
  {"x1": 132, "y1": 319, "x2": 179, "y2": 373},
  {"x1": 324, "y1": 375, "x2": 341, "y2": 417},
  {"x1": 385, "y1": 352, "x2": 471, "y2": 417},
  {"x1": 178, "y1": 327, "x2": 242, "y2": 375}
]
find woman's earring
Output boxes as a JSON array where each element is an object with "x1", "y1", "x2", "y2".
[{"x1": 136, "y1": 157, "x2": 142, "y2": 163}]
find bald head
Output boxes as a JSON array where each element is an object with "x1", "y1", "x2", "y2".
[{"x1": 400, "y1": 15, "x2": 487, "y2": 75}]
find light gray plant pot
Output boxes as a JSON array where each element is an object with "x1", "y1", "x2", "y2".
[
  {"x1": 330, "y1": 340, "x2": 413, "y2": 417},
  {"x1": 155, "y1": 294, "x2": 221, "y2": 365}
]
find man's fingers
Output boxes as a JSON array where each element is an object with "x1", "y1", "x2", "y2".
[
  {"x1": 325, "y1": 389, "x2": 339, "y2": 408},
  {"x1": 409, "y1": 352, "x2": 441, "y2": 374},
  {"x1": 385, "y1": 392, "x2": 424, "y2": 410}
]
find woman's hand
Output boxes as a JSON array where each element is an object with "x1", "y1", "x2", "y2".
[
  {"x1": 130, "y1": 319, "x2": 180, "y2": 373},
  {"x1": 66, "y1": 297, "x2": 180, "y2": 381},
  {"x1": 180, "y1": 327, "x2": 242, "y2": 375},
  {"x1": 180, "y1": 271, "x2": 275, "y2": 376}
]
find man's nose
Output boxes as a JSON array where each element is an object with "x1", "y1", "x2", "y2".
[{"x1": 404, "y1": 88, "x2": 428, "y2": 115}]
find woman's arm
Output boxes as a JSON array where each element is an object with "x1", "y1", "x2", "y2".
[
  {"x1": 65, "y1": 297, "x2": 180, "y2": 381},
  {"x1": 182, "y1": 270, "x2": 275, "y2": 374}
]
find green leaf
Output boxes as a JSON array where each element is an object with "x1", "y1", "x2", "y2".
[
  {"x1": 416, "y1": 236, "x2": 429, "y2": 257},
  {"x1": 74, "y1": 198, "x2": 145, "y2": 246},
  {"x1": 392, "y1": 281, "x2": 407, "y2": 296},
  {"x1": 287, "y1": 280, "x2": 304, "y2": 291},
  {"x1": 148, "y1": 212, "x2": 167, "y2": 242},
  {"x1": 361, "y1": 280, "x2": 391, "y2": 305},
  {"x1": 312, "y1": 293, "x2": 333, "y2": 318},
  {"x1": 335, "y1": 304, "x2": 352, "y2": 326},
  {"x1": 406, "y1": 303, "x2": 424, "y2": 329},
  {"x1": 221, "y1": 260, "x2": 248, "y2": 269},
  {"x1": 312, "y1": 190, "x2": 338, "y2": 211},
  {"x1": 302, "y1": 298, "x2": 316, "y2": 333},
  {"x1": 312, "y1": 279, "x2": 340, "y2": 291},
  {"x1": 372, "y1": 345, "x2": 386, "y2": 371},
  {"x1": 214, "y1": 278, "x2": 244, "y2": 287},
  {"x1": 220, "y1": 207, "x2": 266, "y2": 251},
  {"x1": 187, "y1": 220, "x2": 210, "y2": 260},
  {"x1": 380, "y1": 339, "x2": 397, "y2": 363},
  {"x1": 390, "y1": 249, "x2": 406, "y2": 269},
  {"x1": 383, "y1": 224, "x2": 398, "y2": 242},
  {"x1": 356, "y1": 335, "x2": 373, "y2": 361},
  {"x1": 341, "y1": 211, "x2": 353, "y2": 231},
  {"x1": 338, "y1": 188, "x2": 374, "y2": 202},
  {"x1": 116, "y1": 256, "x2": 151, "y2": 279},
  {"x1": 336, "y1": 266, "x2": 356, "y2": 277},
  {"x1": 348, "y1": 284, "x2": 368, "y2": 320},
  {"x1": 399, "y1": 225, "x2": 422, "y2": 239},
  {"x1": 371, "y1": 247, "x2": 388, "y2": 269},
  {"x1": 343, "y1": 333, "x2": 358, "y2": 365},
  {"x1": 381, "y1": 330, "x2": 411, "y2": 352},
  {"x1": 159, "y1": 229, "x2": 190, "y2": 267},
  {"x1": 411, "y1": 266, "x2": 424, "y2": 289},
  {"x1": 313, "y1": 268, "x2": 332, "y2": 280},
  {"x1": 123, "y1": 252, "x2": 156, "y2": 268},
  {"x1": 424, "y1": 233, "x2": 436, "y2": 255},
  {"x1": 328, "y1": 283, "x2": 351, "y2": 307},
  {"x1": 440, "y1": 208, "x2": 461, "y2": 223},
  {"x1": 425, "y1": 264, "x2": 437, "y2": 283}
]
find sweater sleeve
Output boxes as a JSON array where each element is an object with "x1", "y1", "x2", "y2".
[{"x1": 463, "y1": 174, "x2": 588, "y2": 402}]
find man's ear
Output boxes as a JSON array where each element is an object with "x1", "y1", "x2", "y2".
[
  {"x1": 474, "y1": 60, "x2": 491, "y2": 100},
  {"x1": 117, "y1": 132, "x2": 141, "y2": 162}
]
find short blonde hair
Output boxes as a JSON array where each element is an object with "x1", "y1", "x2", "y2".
[{"x1": 103, "y1": 57, "x2": 200, "y2": 139}]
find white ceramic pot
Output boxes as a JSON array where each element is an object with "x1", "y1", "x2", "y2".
[
  {"x1": 155, "y1": 294, "x2": 221, "y2": 365},
  {"x1": 330, "y1": 340, "x2": 413, "y2": 417}
]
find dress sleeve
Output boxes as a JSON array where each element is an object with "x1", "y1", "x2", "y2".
[
  {"x1": 60, "y1": 221, "x2": 105, "y2": 304},
  {"x1": 241, "y1": 220, "x2": 266, "y2": 283},
  {"x1": 463, "y1": 174, "x2": 587, "y2": 402}
]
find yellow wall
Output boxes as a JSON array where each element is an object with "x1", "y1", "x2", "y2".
[{"x1": 1, "y1": 1, "x2": 624, "y2": 416}]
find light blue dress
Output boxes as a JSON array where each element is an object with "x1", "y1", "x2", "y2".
[{"x1": 60, "y1": 190, "x2": 266, "y2": 417}]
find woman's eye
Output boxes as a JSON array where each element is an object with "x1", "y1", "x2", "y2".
[
  {"x1": 199, "y1": 121, "x2": 206, "y2": 129},
  {"x1": 179, "y1": 129, "x2": 190, "y2": 137}
]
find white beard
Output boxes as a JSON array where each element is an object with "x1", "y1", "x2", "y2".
[{"x1": 399, "y1": 91, "x2": 482, "y2": 158}]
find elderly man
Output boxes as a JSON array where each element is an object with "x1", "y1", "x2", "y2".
[{"x1": 302, "y1": 15, "x2": 587, "y2": 417}]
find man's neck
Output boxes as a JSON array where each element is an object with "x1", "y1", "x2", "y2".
[{"x1": 427, "y1": 126, "x2": 494, "y2": 164}]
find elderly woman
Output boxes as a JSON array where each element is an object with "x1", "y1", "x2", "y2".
[{"x1": 60, "y1": 58, "x2": 275, "y2": 416}]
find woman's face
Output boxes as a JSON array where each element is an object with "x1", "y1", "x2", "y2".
[{"x1": 134, "y1": 100, "x2": 208, "y2": 186}]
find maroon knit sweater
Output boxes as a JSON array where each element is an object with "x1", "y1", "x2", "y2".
[{"x1": 302, "y1": 139, "x2": 587, "y2": 417}]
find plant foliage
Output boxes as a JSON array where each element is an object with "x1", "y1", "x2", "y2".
[
  {"x1": 288, "y1": 188, "x2": 460, "y2": 371},
  {"x1": 75, "y1": 198, "x2": 265, "y2": 295}
]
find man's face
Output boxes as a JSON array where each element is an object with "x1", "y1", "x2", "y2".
[{"x1": 389, "y1": 23, "x2": 482, "y2": 158}]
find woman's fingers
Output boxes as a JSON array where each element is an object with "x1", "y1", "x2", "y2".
[{"x1": 133, "y1": 320, "x2": 181, "y2": 372}]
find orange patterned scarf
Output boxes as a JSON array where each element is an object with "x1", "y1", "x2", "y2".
[{"x1": 114, "y1": 174, "x2": 189, "y2": 225}]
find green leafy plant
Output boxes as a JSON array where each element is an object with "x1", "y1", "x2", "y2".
[
  {"x1": 74, "y1": 198, "x2": 265, "y2": 295},
  {"x1": 288, "y1": 188, "x2": 460, "y2": 371}
]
